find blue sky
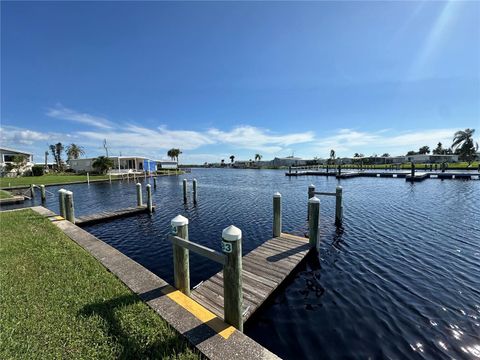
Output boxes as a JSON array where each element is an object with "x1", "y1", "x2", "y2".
[{"x1": 1, "y1": 1, "x2": 479, "y2": 163}]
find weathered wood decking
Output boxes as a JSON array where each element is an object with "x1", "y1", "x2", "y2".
[
  {"x1": 75, "y1": 205, "x2": 153, "y2": 226},
  {"x1": 191, "y1": 232, "x2": 311, "y2": 323}
]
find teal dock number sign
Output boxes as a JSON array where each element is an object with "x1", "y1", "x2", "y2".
[{"x1": 221, "y1": 241, "x2": 232, "y2": 253}]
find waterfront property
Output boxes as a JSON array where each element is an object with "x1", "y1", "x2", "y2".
[
  {"x1": 69, "y1": 156, "x2": 178, "y2": 175},
  {"x1": 0, "y1": 147, "x2": 34, "y2": 176},
  {"x1": 2, "y1": 169, "x2": 479, "y2": 359}
]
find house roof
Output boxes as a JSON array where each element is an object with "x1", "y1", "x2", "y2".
[{"x1": 0, "y1": 147, "x2": 32, "y2": 155}]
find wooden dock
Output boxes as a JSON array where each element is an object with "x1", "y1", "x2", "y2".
[
  {"x1": 75, "y1": 205, "x2": 153, "y2": 226},
  {"x1": 190, "y1": 232, "x2": 311, "y2": 322}
]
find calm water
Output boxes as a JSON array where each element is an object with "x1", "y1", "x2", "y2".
[{"x1": 4, "y1": 169, "x2": 480, "y2": 359}]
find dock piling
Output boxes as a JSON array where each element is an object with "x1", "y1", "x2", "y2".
[
  {"x1": 40, "y1": 185, "x2": 46, "y2": 202},
  {"x1": 335, "y1": 186, "x2": 343, "y2": 225},
  {"x1": 273, "y1": 192, "x2": 282, "y2": 237},
  {"x1": 109, "y1": 173, "x2": 112, "y2": 183},
  {"x1": 183, "y1": 179, "x2": 187, "y2": 203},
  {"x1": 153, "y1": 177, "x2": 157, "y2": 189},
  {"x1": 222, "y1": 225, "x2": 243, "y2": 332},
  {"x1": 411, "y1": 163, "x2": 415, "y2": 177},
  {"x1": 30, "y1": 184, "x2": 35, "y2": 199},
  {"x1": 171, "y1": 215, "x2": 190, "y2": 296},
  {"x1": 87, "y1": 172, "x2": 90, "y2": 184},
  {"x1": 65, "y1": 191, "x2": 75, "y2": 224},
  {"x1": 307, "y1": 184, "x2": 315, "y2": 219},
  {"x1": 58, "y1": 189, "x2": 67, "y2": 218},
  {"x1": 136, "y1": 183, "x2": 143, "y2": 206},
  {"x1": 192, "y1": 178, "x2": 198, "y2": 204},
  {"x1": 308, "y1": 197, "x2": 320, "y2": 247},
  {"x1": 146, "y1": 184, "x2": 153, "y2": 213}
]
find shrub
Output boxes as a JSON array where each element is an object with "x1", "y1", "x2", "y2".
[{"x1": 32, "y1": 165, "x2": 45, "y2": 176}]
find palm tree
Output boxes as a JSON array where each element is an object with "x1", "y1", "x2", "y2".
[
  {"x1": 92, "y1": 156, "x2": 114, "y2": 174},
  {"x1": 167, "y1": 148, "x2": 182, "y2": 163},
  {"x1": 418, "y1": 146, "x2": 430, "y2": 155},
  {"x1": 230, "y1": 155, "x2": 235, "y2": 163},
  {"x1": 329, "y1": 149, "x2": 335, "y2": 165},
  {"x1": 452, "y1": 128, "x2": 478, "y2": 164},
  {"x1": 66, "y1": 143, "x2": 85, "y2": 160},
  {"x1": 49, "y1": 142, "x2": 64, "y2": 171},
  {"x1": 254, "y1": 154, "x2": 262, "y2": 161}
]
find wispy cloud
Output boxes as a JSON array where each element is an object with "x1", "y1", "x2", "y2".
[
  {"x1": 0, "y1": 125, "x2": 58, "y2": 145},
  {"x1": 309, "y1": 128, "x2": 459, "y2": 157},
  {"x1": 46, "y1": 105, "x2": 113, "y2": 129},
  {"x1": 207, "y1": 126, "x2": 315, "y2": 153}
]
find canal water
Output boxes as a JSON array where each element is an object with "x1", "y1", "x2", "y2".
[{"x1": 4, "y1": 169, "x2": 480, "y2": 359}]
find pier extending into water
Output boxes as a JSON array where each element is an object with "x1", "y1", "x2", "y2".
[{"x1": 165, "y1": 189, "x2": 333, "y2": 331}]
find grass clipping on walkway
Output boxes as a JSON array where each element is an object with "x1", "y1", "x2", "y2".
[{"x1": 0, "y1": 209, "x2": 199, "y2": 359}]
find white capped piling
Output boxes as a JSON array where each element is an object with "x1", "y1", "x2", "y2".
[
  {"x1": 30, "y1": 184, "x2": 35, "y2": 199},
  {"x1": 192, "y1": 178, "x2": 198, "y2": 204},
  {"x1": 65, "y1": 191, "x2": 75, "y2": 224},
  {"x1": 87, "y1": 172, "x2": 90, "y2": 184},
  {"x1": 222, "y1": 225, "x2": 243, "y2": 331},
  {"x1": 40, "y1": 185, "x2": 46, "y2": 202},
  {"x1": 335, "y1": 186, "x2": 343, "y2": 225},
  {"x1": 136, "y1": 183, "x2": 143, "y2": 206},
  {"x1": 171, "y1": 215, "x2": 190, "y2": 295},
  {"x1": 146, "y1": 184, "x2": 153, "y2": 213},
  {"x1": 182, "y1": 179, "x2": 187, "y2": 203},
  {"x1": 307, "y1": 184, "x2": 315, "y2": 219},
  {"x1": 273, "y1": 192, "x2": 282, "y2": 237},
  {"x1": 308, "y1": 196, "x2": 320, "y2": 247},
  {"x1": 153, "y1": 177, "x2": 157, "y2": 189},
  {"x1": 58, "y1": 189, "x2": 67, "y2": 218}
]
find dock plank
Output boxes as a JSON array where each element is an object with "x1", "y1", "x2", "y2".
[
  {"x1": 75, "y1": 205, "x2": 154, "y2": 226},
  {"x1": 191, "y1": 235, "x2": 312, "y2": 323}
]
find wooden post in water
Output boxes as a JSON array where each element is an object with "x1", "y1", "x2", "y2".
[
  {"x1": 171, "y1": 215, "x2": 190, "y2": 296},
  {"x1": 308, "y1": 196, "x2": 320, "y2": 247},
  {"x1": 109, "y1": 172, "x2": 112, "y2": 183},
  {"x1": 146, "y1": 184, "x2": 153, "y2": 213},
  {"x1": 307, "y1": 184, "x2": 315, "y2": 220},
  {"x1": 338, "y1": 164, "x2": 342, "y2": 176},
  {"x1": 87, "y1": 172, "x2": 90, "y2": 184},
  {"x1": 182, "y1": 179, "x2": 187, "y2": 203},
  {"x1": 222, "y1": 225, "x2": 243, "y2": 331},
  {"x1": 58, "y1": 189, "x2": 67, "y2": 218},
  {"x1": 192, "y1": 178, "x2": 198, "y2": 204},
  {"x1": 335, "y1": 186, "x2": 343, "y2": 225},
  {"x1": 65, "y1": 191, "x2": 75, "y2": 224},
  {"x1": 136, "y1": 183, "x2": 143, "y2": 206},
  {"x1": 40, "y1": 185, "x2": 46, "y2": 202},
  {"x1": 30, "y1": 184, "x2": 35, "y2": 199},
  {"x1": 153, "y1": 177, "x2": 157, "y2": 189},
  {"x1": 411, "y1": 162, "x2": 415, "y2": 178},
  {"x1": 273, "y1": 192, "x2": 282, "y2": 237}
]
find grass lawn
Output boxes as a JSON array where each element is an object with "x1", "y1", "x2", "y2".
[
  {"x1": 0, "y1": 174, "x2": 110, "y2": 188},
  {"x1": 0, "y1": 190, "x2": 12, "y2": 199},
  {"x1": 0, "y1": 209, "x2": 199, "y2": 360}
]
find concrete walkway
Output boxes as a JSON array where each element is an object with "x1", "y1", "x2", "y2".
[{"x1": 30, "y1": 206, "x2": 279, "y2": 360}]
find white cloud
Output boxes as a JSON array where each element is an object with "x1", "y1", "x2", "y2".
[
  {"x1": 47, "y1": 105, "x2": 113, "y2": 129},
  {"x1": 207, "y1": 126, "x2": 315, "y2": 153},
  {"x1": 0, "y1": 125, "x2": 56, "y2": 145},
  {"x1": 306, "y1": 128, "x2": 461, "y2": 157}
]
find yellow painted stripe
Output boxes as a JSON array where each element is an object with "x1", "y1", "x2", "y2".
[
  {"x1": 48, "y1": 215, "x2": 65, "y2": 221},
  {"x1": 162, "y1": 286, "x2": 236, "y2": 339}
]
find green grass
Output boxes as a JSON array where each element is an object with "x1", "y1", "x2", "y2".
[
  {"x1": 0, "y1": 174, "x2": 110, "y2": 188},
  {"x1": 0, "y1": 190, "x2": 12, "y2": 199},
  {"x1": 0, "y1": 209, "x2": 199, "y2": 360}
]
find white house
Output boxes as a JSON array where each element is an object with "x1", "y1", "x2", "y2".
[
  {"x1": 406, "y1": 154, "x2": 459, "y2": 163},
  {"x1": 0, "y1": 147, "x2": 34, "y2": 176},
  {"x1": 69, "y1": 156, "x2": 158, "y2": 174}
]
